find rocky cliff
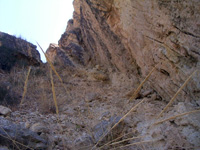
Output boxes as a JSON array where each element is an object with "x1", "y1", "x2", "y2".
[
  {"x1": 1, "y1": 0, "x2": 199, "y2": 150},
  {"x1": 44, "y1": 0, "x2": 200, "y2": 149},
  {"x1": 47, "y1": 0, "x2": 200, "y2": 104}
]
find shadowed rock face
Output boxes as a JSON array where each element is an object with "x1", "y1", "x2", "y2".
[
  {"x1": 48, "y1": 0, "x2": 200, "y2": 103},
  {"x1": 46, "y1": 43, "x2": 74, "y2": 67},
  {"x1": 0, "y1": 32, "x2": 41, "y2": 71},
  {"x1": 0, "y1": 117, "x2": 47, "y2": 150}
]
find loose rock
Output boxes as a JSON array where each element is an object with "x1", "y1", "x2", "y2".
[{"x1": 0, "y1": 105, "x2": 11, "y2": 116}]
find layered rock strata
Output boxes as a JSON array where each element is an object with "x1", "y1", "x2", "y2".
[{"x1": 48, "y1": 0, "x2": 200, "y2": 103}]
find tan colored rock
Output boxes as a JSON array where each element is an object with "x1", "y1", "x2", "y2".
[
  {"x1": 0, "y1": 105, "x2": 11, "y2": 116},
  {"x1": 59, "y1": 0, "x2": 200, "y2": 103},
  {"x1": 30, "y1": 123, "x2": 48, "y2": 134},
  {"x1": 104, "y1": 0, "x2": 200, "y2": 102},
  {"x1": 87, "y1": 70, "x2": 109, "y2": 81},
  {"x1": 40, "y1": 1, "x2": 200, "y2": 149},
  {"x1": 46, "y1": 43, "x2": 74, "y2": 66}
]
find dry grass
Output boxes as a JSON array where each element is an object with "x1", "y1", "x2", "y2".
[
  {"x1": 109, "y1": 135, "x2": 145, "y2": 146},
  {"x1": 109, "y1": 140, "x2": 156, "y2": 150},
  {"x1": 50, "y1": 69, "x2": 59, "y2": 115},
  {"x1": 2, "y1": 42, "x2": 198, "y2": 150},
  {"x1": 0, "y1": 126, "x2": 33, "y2": 150},
  {"x1": 37, "y1": 42, "x2": 70, "y2": 98},
  {"x1": 157, "y1": 70, "x2": 197, "y2": 119},
  {"x1": 98, "y1": 108, "x2": 200, "y2": 150},
  {"x1": 93, "y1": 66, "x2": 199, "y2": 150},
  {"x1": 98, "y1": 130, "x2": 137, "y2": 149},
  {"x1": 129, "y1": 64, "x2": 157, "y2": 101},
  {"x1": 0, "y1": 126, "x2": 21, "y2": 150},
  {"x1": 37, "y1": 43, "x2": 70, "y2": 149},
  {"x1": 20, "y1": 66, "x2": 31, "y2": 105},
  {"x1": 92, "y1": 98, "x2": 147, "y2": 149},
  {"x1": 154, "y1": 109, "x2": 200, "y2": 125},
  {"x1": 92, "y1": 62, "x2": 161, "y2": 149}
]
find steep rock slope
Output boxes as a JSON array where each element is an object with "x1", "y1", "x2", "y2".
[
  {"x1": 42, "y1": 0, "x2": 200, "y2": 149},
  {"x1": 48, "y1": 0, "x2": 200, "y2": 103}
]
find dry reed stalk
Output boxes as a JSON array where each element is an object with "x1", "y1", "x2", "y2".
[
  {"x1": 50, "y1": 70, "x2": 68, "y2": 149},
  {"x1": 78, "y1": 145, "x2": 94, "y2": 150},
  {"x1": 129, "y1": 65, "x2": 157, "y2": 101},
  {"x1": 20, "y1": 66, "x2": 31, "y2": 105},
  {"x1": 110, "y1": 140, "x2": 156, "y2": 150},
  {"x1": 99, "y1": 130, "x2": 136, "y2": 149},
  {"x1": 92, "y1": 98, "x2": 146, "y2": 149},
  {"x1": 50, "y1": 69, "x2": 59, "y2": 115},
  {"x1": 157, "y1": 70, "x2": 197, "y2": 119},
  {"x1": 37, "y1": 42, "x2": 69, "y2": 97},
  {"x1": 37, "y1": 43, "x2": 68, "y2": 149},
  {"x1": 109, "y1": 135, "x2": 145, "y2": 146},
  {"x1": 154, "y1": 109, "x2": 200, "y2": 125}
]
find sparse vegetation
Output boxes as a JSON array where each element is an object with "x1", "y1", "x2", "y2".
[
  {"x1": 20, "y1": 66, "x2": 31, "y2": 105},
  {"x1": 2, "y1": 61, "x2": 199, "y2": 149},
  {"x1": 1, "y1": 0, "x2": 200, "y2": 148}
]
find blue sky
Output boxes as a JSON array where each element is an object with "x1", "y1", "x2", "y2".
[{"x1": 0, "y1": 0, "x2": 74, "y2": 61}]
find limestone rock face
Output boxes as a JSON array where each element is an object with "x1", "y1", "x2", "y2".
[
  {"x1": 52, "y1": 0, "x2": 199, "y2": 103},
  {"x1": 0, "y1": 32, "x2": 41, "y2": 71}
]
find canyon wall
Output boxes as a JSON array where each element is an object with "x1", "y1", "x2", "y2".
[
  {"x1": 47, "y1": 0, "x2": 200, "y2": 104},
  {"x1": 1, "y1": 1, "x2": 199, "y2": 149}
]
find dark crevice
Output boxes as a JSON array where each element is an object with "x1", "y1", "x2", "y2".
[
  {"x1": 174, "y1": 25, "x2": 200, "y2": 39},
  {"x1": 159, "y1": 69, "x2": 170, "y2": 77},
  {"x1": 191, "y1": 50, "x2": 200, "y2": 56},
  {"x1": 144, "y1": 35, "x2": 164, "y2": 44}
]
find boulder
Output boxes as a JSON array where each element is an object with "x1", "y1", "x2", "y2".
[
  {"x1": 0, "y1": 117, "x2": 47, "y2": 150},
  {"x1": 30, "y1": 122, "x2": 48, "y2": 134},
  {"x1": 0, "y1": 105, "x2": 11, "y2": 116},
  {"x1": 92, "y1": 115, "x2": 125, "y2": 146},
  {"x1": 74, "y1": 132, "x2": 94, "y2": 149}
]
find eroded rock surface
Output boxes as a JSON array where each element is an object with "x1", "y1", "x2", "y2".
[
  {"x1": 44, "y1": 0, "x2": 200, "y2": 149},
  {"x1": 0, "y1": 31, "x2": 41, "y2": 71},
  {"x1": 0, "y1": 0, "x2": 199, "y2": 150}
]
